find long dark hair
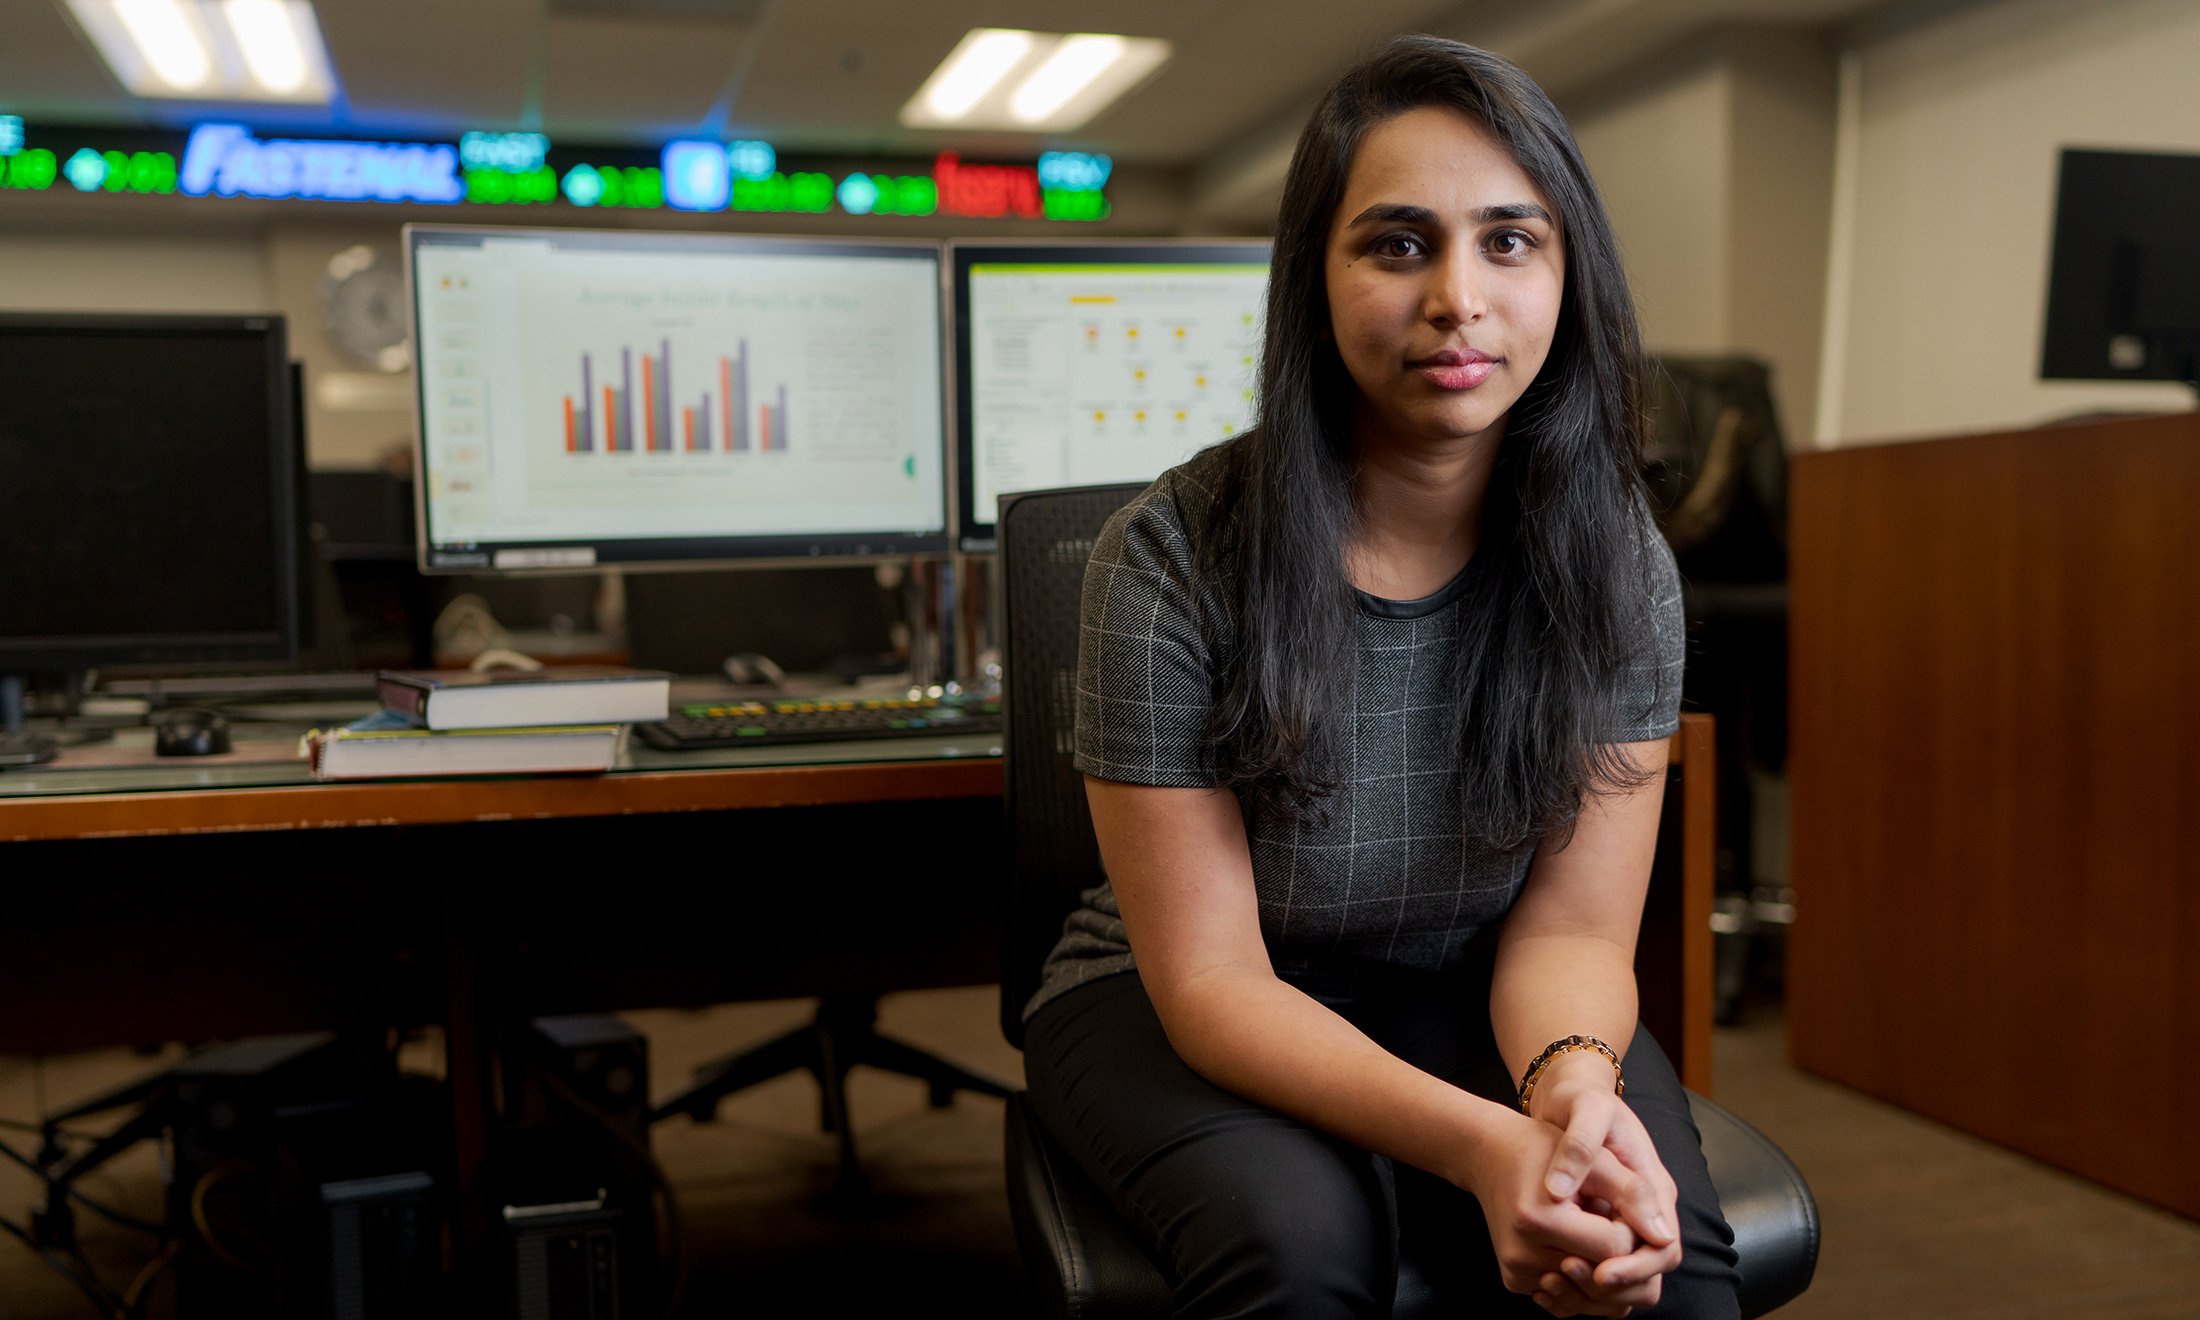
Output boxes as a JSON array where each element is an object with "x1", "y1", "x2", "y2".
[{"x1": 1206, "y1": 34, "x2": 1661, "y2": 851}]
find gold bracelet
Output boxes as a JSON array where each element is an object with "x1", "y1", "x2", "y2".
[{"x1": 1516, "y1": 1035, "x2": 1624, "y2": 1113}]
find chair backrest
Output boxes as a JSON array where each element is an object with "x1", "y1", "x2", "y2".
[
  {"x1": 1641, "y1": 353, "x2": 1789, "y2": 583},
  {"x1": 996, "y1": 482, "x2": 1150, "y2": 1050}
]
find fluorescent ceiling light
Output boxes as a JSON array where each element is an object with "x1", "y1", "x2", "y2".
[
  {"x1": 1009, "y1": 35, "x2": 1125, "y2": 124},
  {"x1": 115, "y1": 0, "x2": 211, "y2": 92},
  {"x1": 222, "y1": 0, "x2": 308, "y2": 94},
  {"x1": 66, "y1": 0, "x2": 337, "y2": 103},
  {"x1": 921, "y1": 29, "x2": 1035, "y2": 122},
  {"x1": 902, "y1": 28, "x2": 1170, "y2": 133}
]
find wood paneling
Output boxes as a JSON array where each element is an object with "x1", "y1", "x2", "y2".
[{"x1": 1788, "y1": 412, "x2": 2200, "y2": 1220}]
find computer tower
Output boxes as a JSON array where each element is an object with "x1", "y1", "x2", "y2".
[
  {"x1": 274, "y1": 1093, "x2": 445, "y2": 1320},
  {"x1": 168, "y1": 1033, "x2": 444, "y2": 1320},
  {"x1": 504, "y1": 1014, "x2": 650, "y2": 1151},
  {"x1": 506, "y1": 1200, "x2": 625, "y2": 1320},
  {"x1": 492, "y1": 1015, "x2": 657, "y2": 1320}
]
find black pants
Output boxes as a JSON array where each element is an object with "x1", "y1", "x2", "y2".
[{"x1": 1024, "y1": 966, "x2": 1742, "y2": 1319}]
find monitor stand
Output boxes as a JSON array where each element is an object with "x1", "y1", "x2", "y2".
[{"x1": 0, "y1": 675, "x2": 59, "y2": 767}]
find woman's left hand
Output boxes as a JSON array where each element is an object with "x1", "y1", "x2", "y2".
[{"x1": 1526, "y1": 1055, "x2": 1682, "y2": 1313}]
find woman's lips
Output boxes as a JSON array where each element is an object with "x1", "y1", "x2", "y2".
[{"x1": 1413, "y1": 349, "x2": 1496, "y2": 390}]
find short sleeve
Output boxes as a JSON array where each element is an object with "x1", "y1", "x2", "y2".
[
  {"x1": 1606, "y1": 512, "x2": 1687, "y2": 743},
  {"x1": 1072, "y1": 487, "x2": 1221, "y2": 786}
]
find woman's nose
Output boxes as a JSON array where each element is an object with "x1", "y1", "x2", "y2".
[{"x1": 1424, "y1": 251, "x2": 1487, "y2": 327}]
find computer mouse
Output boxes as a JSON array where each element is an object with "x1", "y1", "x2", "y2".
[
  {"x1": 721, "y1": 651, "x2": 786, "y2": 687},
  {"x1": 154, "y1": 708, "x2": 232, "y2": 757}
]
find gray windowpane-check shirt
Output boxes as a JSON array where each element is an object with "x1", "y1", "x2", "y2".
[{"x1": 1026, "y1": 445, "x2": 1685, "y2": 1021}]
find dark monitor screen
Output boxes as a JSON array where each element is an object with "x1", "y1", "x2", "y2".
[
  {"x1": 621, "y1": 565, "x2": 899, "y2": 679},
  {"x1": 952, "y1": 239, "x2": 1271, "y2": 551},
  {"x1": 405, "y1": 224, "x2": 951, "y2": 573},
  {"x1": 2040, "y1": 147, "x2": 2200, "y2": 386},
  {"x1": 0, "y1": 313, "x2": 298, "y2": 673}
]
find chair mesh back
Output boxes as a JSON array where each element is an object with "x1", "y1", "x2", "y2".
[{"x1": 998, "y1": 483, "x2": 1149, "y2": 1049}]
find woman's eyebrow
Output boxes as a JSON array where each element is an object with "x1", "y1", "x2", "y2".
[{"x1": 1345, "y1": 200, "x2": 1554, "y2": 227}]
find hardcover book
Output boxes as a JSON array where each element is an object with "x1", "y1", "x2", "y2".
[
  {"x1": 303, "y1": 718, "x2": 626, "y2": 781},
  {"x1": 375, "y1": 665, "x2": 671, "y2": 731}
]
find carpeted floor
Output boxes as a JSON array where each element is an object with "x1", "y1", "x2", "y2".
[{"x1": 5, "y1": 982, "x2": 2198, "y2": 1318}]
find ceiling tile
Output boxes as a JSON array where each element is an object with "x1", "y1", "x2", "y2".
[
  {"x1": 0, "y1": 1, "x2": 135, "y2": 121},
  {"x1": 314, "y1": 0, "x2": 539, "y2": 132},
  {"x1": 540, "y1": 12, "x2": 753, "y2": 140}
]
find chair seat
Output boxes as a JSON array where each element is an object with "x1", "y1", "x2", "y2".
[{"x1": 1005, "y1": 1089, "x2": 1817, "y2": 1319}]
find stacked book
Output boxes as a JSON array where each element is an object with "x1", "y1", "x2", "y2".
[{"x1": 303, "y1": 666, "x2": 672, "y2": 781}]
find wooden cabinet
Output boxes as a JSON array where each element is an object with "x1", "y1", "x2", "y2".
[{"x1": 1788, "y1": 412, "x2": 2200, "y2": 1220}]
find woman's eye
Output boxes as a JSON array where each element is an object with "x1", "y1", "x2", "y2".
[
  {"x1": 1372, "y1": 233, "x2": 1425, "y2": 260},
  {"x1": 1488, "y1": 229, "x2": 1536, "y2": 261}
]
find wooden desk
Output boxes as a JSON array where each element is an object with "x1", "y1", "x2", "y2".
[
  {"x1": 0, "y1": 734, "x2": 1005, "y2": 1054},
  {"x1": 0, "y1": 714, "x2": 1714, "y2": 1091},
  {"x1": 0, "y1": 738, "x2": 1001, "y2": 844}
]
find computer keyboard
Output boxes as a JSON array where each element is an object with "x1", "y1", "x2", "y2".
[{"x1": 635, "y1": 694, "x2": 1002, "y2": 750}]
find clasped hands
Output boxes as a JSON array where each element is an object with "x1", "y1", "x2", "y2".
[{"x1": 1476, "y1": 1055, "x2": 1683, "y2": 1317}]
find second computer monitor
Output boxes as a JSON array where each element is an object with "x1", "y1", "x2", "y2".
[
  {"x1": 406, "y1": 225, "x2": 951, "y2": 573},
  {"x1": 953, "y1": 240, "x2": 1271, "y2": 551}
]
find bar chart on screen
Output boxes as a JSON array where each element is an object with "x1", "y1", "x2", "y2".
[
  {"x1": 561, "y1": 340, "x2": 790, "y2": 455},
  {"x1": 410, "y1": 229, "x2": 948, "y2": 564},
  {"x1": 413, "y1": 245, "x2": 945, "y2": 546}
]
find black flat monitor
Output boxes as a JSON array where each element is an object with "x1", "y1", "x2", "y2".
[
  {"x1": 2040, "y1": 147, "x2": 2200, "y2": 390},
  {"x1": 405, "y1": 224, "x2": 950, "y2": 573},
  {"x1": 952, "y1": 239, "x2": 1271, "y2": 552},
  {"x1": 0, "y1": 312, "x2": 299, "y2": 675}
]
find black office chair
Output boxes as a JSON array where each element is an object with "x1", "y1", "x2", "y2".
[
  {"x1": 1644, "y1": 354, "x2": 1793, "y2": 1024},
  {"x1": 995, "y1": 483, "x2": 1819, "y2": 1318}
]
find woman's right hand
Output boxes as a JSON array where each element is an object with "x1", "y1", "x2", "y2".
[{"x1": 1466, "y1": 1111, "x2": 1676, "y2": 1317}]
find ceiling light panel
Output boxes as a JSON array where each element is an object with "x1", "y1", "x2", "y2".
[
  {"x1": 66, "y1": 0, "x2": 337, "y2": 103},
  {"x1": 901, "y1": 28, "x2": 1169, "y2": 133}
]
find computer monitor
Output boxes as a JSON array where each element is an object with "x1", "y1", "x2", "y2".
[
  {"x1": 952, "y1": 239, "x2": 1271, "y2": 552},
  {"x1": 0, "y1": 313, "x2": 300, "y2": 678},
  {"x1": 2040, "y1": 147, "x2": 2200, "y2": 391},
  {"x1": 404, "y1": 225, "x2": 951, "y2": 573}
]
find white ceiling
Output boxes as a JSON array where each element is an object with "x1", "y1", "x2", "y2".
[{"x1": 2, "y1": 0, "x2": 1907, "y2": 166}]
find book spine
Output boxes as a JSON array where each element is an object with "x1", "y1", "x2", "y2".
[{"x1": 378, "y1": 678, "x2": 432, "y2": 721}]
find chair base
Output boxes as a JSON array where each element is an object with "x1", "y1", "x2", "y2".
[{"x1": 651, "y1": 992, "x2": 1012, "y2": 1195}]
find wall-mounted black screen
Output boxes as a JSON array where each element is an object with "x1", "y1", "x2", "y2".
[{"x1": 2040, "y1": 148, "x2": 2200, "y2": 388}]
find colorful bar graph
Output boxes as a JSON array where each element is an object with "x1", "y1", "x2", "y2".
[{"x1": 565, "y1": 337, "x2": 780, "y2": 457}]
